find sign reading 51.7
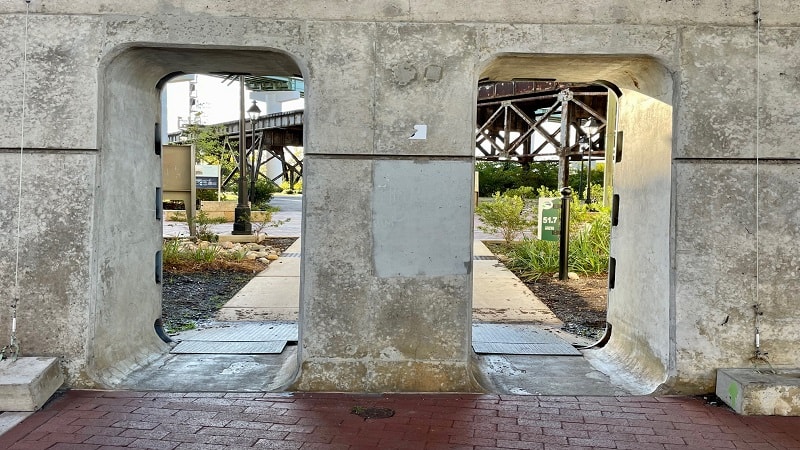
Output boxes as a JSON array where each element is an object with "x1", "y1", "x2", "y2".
[{"x1": 538, "y1": 197, "x2": 562, "y2": 242}]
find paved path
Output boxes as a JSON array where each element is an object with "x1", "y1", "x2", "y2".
[
  {"x1": 215, "y1": 240, "x2": 564, "y2": 327},
  {"x1": 3, "y1": 390, "x2": 800, "y2": 449}
]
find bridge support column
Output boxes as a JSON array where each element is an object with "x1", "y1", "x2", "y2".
[{"x1": 292, "y1": 156, "x2": 482, "y2": 392}]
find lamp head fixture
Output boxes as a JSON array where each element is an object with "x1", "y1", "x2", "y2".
[{"x1": 247, "y1": 100, "x2": 261, "y2": 122}]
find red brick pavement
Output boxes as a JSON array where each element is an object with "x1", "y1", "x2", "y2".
[{"x1": 2, "y1": 391, "x2": 799, "y2": 449}]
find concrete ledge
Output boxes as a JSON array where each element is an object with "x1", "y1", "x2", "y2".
[
  {"x1": 0, "y1": 357, "x2": 64, "y2": 411},
  {"x1": 716, "y1": 368, "x2": 800, "y2": 415},
  {"x1": 218, "y1": 235, "x2": 258, "y2": 243}
]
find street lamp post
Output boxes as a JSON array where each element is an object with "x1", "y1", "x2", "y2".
[
  {"x1": 233, "y1": 76, "x2": 252, "y2": 235},
  {"x1": 246, "y1": 100, "x2": 261, "y2": 208}
]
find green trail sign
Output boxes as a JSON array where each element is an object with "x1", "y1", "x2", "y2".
[{"x1": 538, "y1": 197, "x2": 561, "y2": 242}]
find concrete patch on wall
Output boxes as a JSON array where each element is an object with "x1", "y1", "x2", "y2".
[{"x1": 372, "y1": 159, "x2": 473, "y2": 278}]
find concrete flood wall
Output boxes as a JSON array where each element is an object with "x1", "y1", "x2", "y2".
[{"x1": 0, "y1": 1, "x2": 798, "y2": 393}]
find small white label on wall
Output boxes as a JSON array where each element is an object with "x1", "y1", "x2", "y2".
[{"x1": 409, "y1": 124, "x2": 427, "y2": 140}]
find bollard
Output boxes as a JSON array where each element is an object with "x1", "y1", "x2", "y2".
[{"x1": 558, "y1": 187, "x2": 572, "y2": 281}]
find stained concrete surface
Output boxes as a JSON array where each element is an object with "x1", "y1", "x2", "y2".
[{"x1": 121, "y1": 237, "x2": 630, "y2": 395}]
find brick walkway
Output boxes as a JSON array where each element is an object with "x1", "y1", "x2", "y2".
[{"x1": 2, "y1": 391, "x2": 799, "y2": 449}]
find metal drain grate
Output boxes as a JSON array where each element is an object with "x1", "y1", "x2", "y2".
[
  {"x1": 472, "y1": 323, "x2": 580, "y2": 356},
  {"x1": 473, "y1": 255, "x2": 497, "y2": 260},
  {"x1": 180, "y1": 323, "x2": 298, "y2": 342},
  {"x1": 171, "y1": 340, "x2": 287, "y2": 354}
]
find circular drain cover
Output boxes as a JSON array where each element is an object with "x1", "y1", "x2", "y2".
[{"x1": 350, "y1": 406, "x2": 394, "y2": 419}]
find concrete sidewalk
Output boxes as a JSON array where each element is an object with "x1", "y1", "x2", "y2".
[
  {"x1": 3, "y1": 390, "x2": 800, "y2": 449},
  {"x1": 215, "y1": 240, "x2": 567, "y2": 332}
]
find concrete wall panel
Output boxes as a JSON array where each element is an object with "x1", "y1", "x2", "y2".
[
  {"x1": 676, "y1": 27, "x2": 757, "y2": 159},
  {"x1": 373, "y1": 24, "x2": 477, "y2": 156},
  {"x1": 295, "y1": 157, "x2": 476, "y2": 391},
  {"x1": 304, "y1": 22, "x2": 376, "y2": 155},
  {"x1": 760, "y1": 29, "x2": 800, "y2": 158},
  {"x1": 673, "y1": 161, "x2": 800, "y2": 390},
  {"x1": 674, "y1": 162, "x2": 757, "y2": 390},
  {"x1": 0, "y1": 151, "x2": 95, "y2": 380},
  {"x1": 2, "y1": 0, "x2": 778, "y2": 25},
  {"x1": 0, "y1": 14, "x2": 102, "y2": 149},
  {"x1": 300, "y1": 156, "x2": 374, "y2": 359}
]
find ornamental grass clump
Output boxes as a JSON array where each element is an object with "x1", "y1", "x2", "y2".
[{"x1": 506, "y1": 211, "x2": 611, "y2": 280}]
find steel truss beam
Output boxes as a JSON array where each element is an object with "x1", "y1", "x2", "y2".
[{"x1": 475, "y1": 83, "x2": 608, "y2": 168}]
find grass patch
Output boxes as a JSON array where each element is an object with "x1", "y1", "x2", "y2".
[{"x1": 162, "y1": 239, "x2": 266, "y2": 273}]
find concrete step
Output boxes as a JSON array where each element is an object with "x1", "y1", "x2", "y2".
[
  {"x1": 717, "y1": 368, "x2": 800, "y2": 415},
  {"x1": 0, "y1": 357, "x2": 63, "y2": 411}
]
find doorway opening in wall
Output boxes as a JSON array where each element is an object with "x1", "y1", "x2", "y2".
[
  {"x1": 472, "y1": 78, "x2": 618, "y2": 395},
  {"x1": 470, "y1": 54, "x2": 673, "y2": 395},
  {"x1": 101, "y1": 47, "x2": 306, "y2": 391}
]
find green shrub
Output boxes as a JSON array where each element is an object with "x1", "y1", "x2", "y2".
[
  {"x1": 280, "y1": 180, "x2": 303, "y2": 194},
  {"x1": 251, "y1": 179, "x2": 281, "y2": 210},
  {"x1": 476, "y1": 192, "x2": 534, "y2": 244},
  {"x1": 196, "y1": 189, "x2": 218, "y2": 201},
  {"x1": 569, "y1": 213, "x2": 611, "y2": 274},
  {"x1": 504, "y1": 186, "x2": 536, "y2": 199},
  {"x1": 475, "y1": 161, "x2": 560, "y2": 197},
  {"x1": 506, "y1": 239, "x2": 559, "y2": 279}
]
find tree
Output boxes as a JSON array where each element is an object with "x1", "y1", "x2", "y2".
[{"x1": 180, "y1": 123, "x2": 236, "y2": 181}]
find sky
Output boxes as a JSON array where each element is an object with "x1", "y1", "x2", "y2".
[{"x1": 163, "y1": 74, "x2": 304, "y2": 136}]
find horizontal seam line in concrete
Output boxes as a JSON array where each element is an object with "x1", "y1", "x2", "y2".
[
  {"x1": 673, "y1": 157, "x2": 800, "y2": 164},
  {"x1": 0, "y1": 147, "x2": 97, "y2": 153},
  {"x1": 305, "y1": 153, "x2": 474, "y2": 160}
]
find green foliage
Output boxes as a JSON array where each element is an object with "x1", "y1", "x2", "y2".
[
  {"x1": 506, "y1": 239, "x2": 560, "y2": 280},
  {"x1": 535, "y1": 185, "x2": 560, "y2": 198},
  {"x1": 504, "y1": 186, "x2": 536, "y2": 199},
  {"x1": 251, "y1": 179, "x2": 281, "y2": 210},
  {"x1": 569, "y1": 213, "x2": 611, "y2": 274},
  {"x1": 280, "y1": 180, "x2": 303, "y2": 194},
  {"x1": 161, "y1": 239, "x2": 220, "y2": 265},
  {"x1": 162, "y1": 238, "x2": 183, "y2": 265},
  {"x1": 180, "y1": 123, "x2": 234, "y2": 175},
  {"x1": 224, "y1": 247, "x2": 249, "y2": 262},
  {"x1": 506, "y1": 211, "x2": 611, "y2": 280},
  {"x1": 167, "y1": 322, "x2": 196, "y2": 333},
  {"x1": 189, "y1": 245, "x2": 220, "y2": 262},
  {"x1": 475, "y1": 161, "x2": 559, "y2": 197},
  {"x1": 569, "y1": 166, "x2": 605, "y2": 200},
  {"x1": 196, "y1": 189, "x2": 218, "y2": 201},
  {"x1": 476, "y1": 192, "x2": 535, "y2": 244},
  {"x1": 167, "y1": 210, "x2": 225, "y2": 242}
]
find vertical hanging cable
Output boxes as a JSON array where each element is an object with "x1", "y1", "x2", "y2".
[
  {"x1": 754, "y1": 1, "x2": 761, "y2": 308},
  {"x1": 2, "y1": 0, "x2": 31, "y2": 362},
  {"x1": 750, "y1": 1, "x2": 772, "y2": 370}
]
